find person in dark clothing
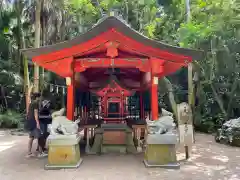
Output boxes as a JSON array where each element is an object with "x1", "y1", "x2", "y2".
[
  {"x1": 37, "y1": 100, "x2": 52, "y2": 152},
  {"x1": 26, "y1": 93, "x2": 47, "y2": 158}
]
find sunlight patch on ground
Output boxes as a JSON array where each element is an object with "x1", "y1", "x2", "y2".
[
  {"x1": 0, "y1": 141, "x2": 16, "y2": 152},
  {"x1": 177, "y1": 153, "x2": 186, "y2": 160},
  {"x1": 212, "y1": 155, "x2": 229, "y2": 163},
  {"x1": 192, "y1": 146, "x2": 197, "y2": 152},
  {"x1": 0, "y1": 131, "x2": 6, "y2": 137},
  {"x1": 177, "y1": 152, "x2": 201, "y2": 162},
  {"x1": 181, "y1": 162, "x2": 227, "y2": 177},
  {"x1": 228, "y1": 174, "x2": 240, "y2": 180},
  {"x1": 188, "y1": 154, "x2": 202, "y2": 161}
]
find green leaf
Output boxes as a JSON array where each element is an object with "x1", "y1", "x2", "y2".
[{"x1": 3, "y1": 27, "x2": 9, "y2": 33}]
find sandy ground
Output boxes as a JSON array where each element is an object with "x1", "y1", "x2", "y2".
[{"x1": 0, "y1": 131, "x2": 239, "y2": 180}]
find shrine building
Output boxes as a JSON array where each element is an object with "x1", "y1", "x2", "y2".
[{"x1": 22, "y1": 16, "x2": 203, "y2": 124}]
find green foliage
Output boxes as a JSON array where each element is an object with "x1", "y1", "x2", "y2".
[
  {"x1": 0, "y1": 0, "x2": 239, "y2": 133},
  {"x1": 0, "y1": 110, "x2": 24, "y2": 128},
  {"x1": 178, "y1": 22, "x2": 213, "y2": 47}
]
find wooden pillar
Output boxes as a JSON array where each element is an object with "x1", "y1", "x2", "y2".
[
  {"x1": 66, "y1": 77, "x2": 75, "y2": 121},
  {"x1": 151, "y1": 76, "x2": 158, "y2": 121},
  {"x1": 85, "y1": 126, "x2": 90, "y2": 153},
  {"x1": 140, "y1": 92, "x2": 144, "y2": 119},
  {"x1": 103, "y1": 95, "x2": 106, "y2": 123}
]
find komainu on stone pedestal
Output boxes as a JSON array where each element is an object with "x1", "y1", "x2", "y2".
[
  {"x1": 144, "y1": 111, "x2": 179, "y2": 168},
  {"x1": 48, "y1": 108, "x2": 81, "y2": 135},
  {"x1": 45, "y1": 108, "x2": 82, "y2": 169}
]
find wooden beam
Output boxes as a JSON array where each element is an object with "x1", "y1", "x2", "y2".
[{"x1": 74, "y1": 58, "x2": 150, "y2": 71}]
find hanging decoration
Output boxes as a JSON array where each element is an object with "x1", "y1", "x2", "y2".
[{"x1": 43, "y1": 81, "x2": 67, "y2": 93}]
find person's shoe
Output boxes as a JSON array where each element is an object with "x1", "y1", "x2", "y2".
[
  {"x1": 25, "y1": 153, "x2": 35, "y2": 158},
  {"x1": 37, "y1": 152, "x2": 48, "y2": 158}
]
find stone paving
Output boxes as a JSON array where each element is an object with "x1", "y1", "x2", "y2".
[{"x1": 0, "y1": 130, "x2": 239, "y2": 180}]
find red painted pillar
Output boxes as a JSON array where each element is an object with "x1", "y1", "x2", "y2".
[
  {"x1": 67, "y1": 78, "x2": 75, "y2": 121},
  {"x1": 151, "y1": 76, "x2": 158, "y2": 121}
]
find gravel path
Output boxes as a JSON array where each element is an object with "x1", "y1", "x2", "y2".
[{"x1": 0, "y1": 130, "x2": 239, "y2": 180}]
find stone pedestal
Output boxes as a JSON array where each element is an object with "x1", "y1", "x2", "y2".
[
  {"x1": 143, "y1": 134, "x2": 179, "y2": 168},
  {"x1": 45, "y1": 134, "x2": 82, "y2": 170}
]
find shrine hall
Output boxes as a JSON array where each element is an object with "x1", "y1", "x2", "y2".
[{"x1": 22, "y1": 15, "x2": 204, "y2": 159}]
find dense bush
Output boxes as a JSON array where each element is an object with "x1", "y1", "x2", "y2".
[{"x1": 0, "y1": 110, "x2": 24, "y2": 128}]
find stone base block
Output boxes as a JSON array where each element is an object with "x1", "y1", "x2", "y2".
[
  {"x1": 143, "y1": 159, "x2": 180, "y2": 169},
  {"x1": 101, "y1": 145, "x2": 127, "y2": 154},
  {"x1": 46, "y1": 135, "x2": 81, "y2": 169},
  {"x1": 146, "y1": 134, "x2": 178, "y2": 144},
  {"x1": 45, "y1": 159, "x2": 83, "y2": 170},
  {"x1": 144, "y1": 144, "x2": 178, "y2": 168}
]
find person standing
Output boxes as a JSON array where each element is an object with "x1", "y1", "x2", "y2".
[
  {"x1": 38, "y1": 100, "x2": 52, "y2": 152},
  {"x1": 25, "y1": 93, "x2": 47, "y2": 158}
]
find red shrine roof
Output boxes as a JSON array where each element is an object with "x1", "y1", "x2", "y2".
[
  {"x1": 22, "y1": 16, "x2": 204, "y2": 60},
  {"x1": 21, "y1": 15, "x2": 204, "y2": 84}
]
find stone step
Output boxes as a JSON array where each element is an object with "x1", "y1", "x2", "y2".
[{"x1": 101, "y1": 145, "x2": 127, "y2": 154}]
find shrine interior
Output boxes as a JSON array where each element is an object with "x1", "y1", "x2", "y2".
[{"x1": 75, "y1": 67, "x2": 151, "y2": 125}]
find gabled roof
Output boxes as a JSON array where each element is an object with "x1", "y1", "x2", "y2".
[{"x1": 21, "y1": 16, "x2": 204, "y2": 60}]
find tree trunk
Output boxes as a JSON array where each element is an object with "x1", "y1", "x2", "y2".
[
  {"x1": 60, "y1": 10, "x2": 65, "y2": 41},
  {"x1": 40, "y1": 2, "x2": 46, "y2": 94},
  {"x1": 123, "y1": 0, "x2": 129, "y2": 22},
  {"x1": 163, "y1": 77, "x2": 177, "y2": 116},
  {"x1": 21, "y1": 31, "x2": 30, "y2": 114},
  {"x1": 23, "y1": 55, "x2": 30, "y2": 114},
  {"x1": 185, "y1": 0, "x2": 194, "y2": 110},
  {"x1": 226, "y1": 78, "x2": 238, "y2": 119},
  {"x1": 210, "y1": 83, "x2": 227, "y2": 117},
  {"x1": 33, "y1": 0, "x2": 42, "y2": 93},
  {"x1": 17, "y1": 0, "x2": 30, "y2": 114},
  {"x1": 188, "y1": 63, "x2": 195, "y2": 109},
  {"x1": 0, "y1": 86, "x2": 8, "y2": 111},
  {"x1": 16, "y1": 0, "x2": 22, "y2": 74}
]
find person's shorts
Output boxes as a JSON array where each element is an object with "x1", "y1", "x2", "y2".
[
  {"x1": 29, "y1": 124, "x2": 45, "y2": 139},
  {"x1": 29, "y1": 128, "x2": 42, "y2": 139}
]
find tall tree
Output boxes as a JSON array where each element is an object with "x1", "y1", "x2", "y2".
[{"x1": 33, "y1": 0, "x2": 42, "y2": 93}]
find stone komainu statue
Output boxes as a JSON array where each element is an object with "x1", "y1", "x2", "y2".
[
  {"x1": 146, "y1": 108, "x2": 176, "y2": 134},
  {"x1": 48, "y1": 108, "x2": 81, "y2": 135}
]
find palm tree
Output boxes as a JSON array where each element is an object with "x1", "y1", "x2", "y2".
[
  {"x1": 185, "y1": 0, "x2": 194, "y2": 110},
  {"x1": 33, "y1": 0, "x2": 43, "y2": 93}
]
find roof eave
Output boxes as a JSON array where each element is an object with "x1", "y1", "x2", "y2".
[{"x1": 21, "y1": 16, "x2": 205, "y2": 61}]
